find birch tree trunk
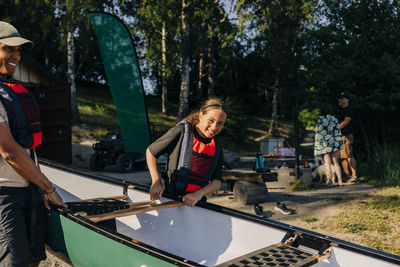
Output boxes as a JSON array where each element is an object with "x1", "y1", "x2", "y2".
[
  {"x1": 177, "y1": 0, "x2": 190, "y2": 120},
  {"x1": 197, "y1": 51, "x2": 204, "y2": 103},
  {"x1": 268, "y1": 80, "x2": 279, "y2": 137},
  {"x1": 161, "y1": 21, "x2": 168, "y2": 115},
  {"x1": 207, "y1": 24, "x2": 215, "y2": 97},
  {"x1": 67, "y1": 30, "x2": 80, "y2": 124}
]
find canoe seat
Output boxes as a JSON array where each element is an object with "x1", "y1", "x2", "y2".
[
  {"x1": 217, "y1": 243, "x2": 324, "y2": 267},
  {"x1": 67, "y1": 197, "x2": 131, "y2": 215},
  {"x1": 66, "y1": 196, "x2": 183, "y2": 223}
]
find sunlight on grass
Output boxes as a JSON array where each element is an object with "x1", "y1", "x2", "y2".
[
  {"x1": 289, "y1": 179, "x2": 311, "y2": 191},
  {"x1": 300, "y1": 216, "x2": 317, "y2": 223},
  {"x1": 320, "y1": 187, "x2": 400, "y2": 255}
]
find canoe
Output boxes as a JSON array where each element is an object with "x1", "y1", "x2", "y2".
[{"x1": 41, "y1": 161, "x2": 400, "y2": 267}]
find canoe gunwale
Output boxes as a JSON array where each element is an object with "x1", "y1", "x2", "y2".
[{"x1": 41, "y1": 159, "x2": 400, "y2": 266}]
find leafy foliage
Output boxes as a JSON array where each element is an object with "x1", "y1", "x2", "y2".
[
  {"x1": 360, "y1": 144, "x2": 400, "y2": 186},
  {"x1": 299, "y1": 108, "x2": 319, "y2": 129},
  {"x1": 302, "y1": 0, "x2": 400, "y2": 150},
  {"x1": 3, "y1": 0, "x2": 400, "y2": 159}
]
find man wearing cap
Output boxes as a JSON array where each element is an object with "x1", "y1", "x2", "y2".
[
  {"x1": 338, "y1": 92, "x2": 358, "y2": 183},
  {"x1": 0, "y1": 21, "x2": 67, "y2": 266}
]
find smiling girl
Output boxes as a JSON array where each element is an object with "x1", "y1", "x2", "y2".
[{"x1": 146, "y1": 98, "x2": 227, "y2": 207}]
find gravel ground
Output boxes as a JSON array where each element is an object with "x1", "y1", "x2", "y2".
[{"x1": 39, "y1": 248, "x2": 72, "y2": 267}]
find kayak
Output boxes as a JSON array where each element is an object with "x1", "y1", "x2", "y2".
[{"x1": 41, "y1": 161, "x2": 400, "y2": 267}]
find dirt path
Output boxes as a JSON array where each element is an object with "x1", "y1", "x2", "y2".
[{"x1": 208, "y1": 183, "x2": 375, "y2": 232}]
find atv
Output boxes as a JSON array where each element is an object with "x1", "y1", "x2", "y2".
[{"x1": 89, "y1": 133, "x2": 145, "y2": 172}]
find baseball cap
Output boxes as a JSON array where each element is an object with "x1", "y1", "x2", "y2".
[
  {"x1": 0, "y1": 21, "x2": 33, "y2": 47},
  {"x1": 338, "y1": 92, "x2": 350, "y2": 99}
]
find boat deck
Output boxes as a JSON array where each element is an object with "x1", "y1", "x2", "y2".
[{"x1": 217, "y1": 244, "x2": 318, "y2": 267}]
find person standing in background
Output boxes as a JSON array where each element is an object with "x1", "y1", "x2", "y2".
[
  {"x1": 0, "y1": 21, "x2": 67, "y2": 267},
  {"x1": 314, "y1": 103, "x2": 343, "y2": 185},
  {"x1": 338, "y1": 92, "x2": 358, "y2": 183}
]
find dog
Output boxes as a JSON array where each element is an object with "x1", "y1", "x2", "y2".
[{"x1": 312, "y1": 164, "x2": 338, "y2": 183}]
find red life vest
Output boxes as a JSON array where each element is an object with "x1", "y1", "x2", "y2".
[
  {"x1": 185, "y1": 131, "x2": 216, "y2": 193},
  {"x1": 173, "y1": 121, "x2": 221, "y2": 196},
  {"x1": 0, "y1": 81, "x2": 42, "y2": 149}
]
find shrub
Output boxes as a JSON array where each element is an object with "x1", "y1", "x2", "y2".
[
  {"x1": 300, "y1": 216, "x2": 317, "y2": 223},
  {"x1": 289, "y1": 179, "x2": 311, "y2": 191},
  {"x1": 299, "y1": 108, "x2": 319, "y2": 129},
  {"x1": 360, "y1": 144, "x2": 400, "y2": 186}
]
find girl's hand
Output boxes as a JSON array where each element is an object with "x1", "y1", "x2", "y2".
[
  {"x1": 182, "y1": 191, "x2": 203, "y2": 207},
  {"x1": 150, "y1": 179, "x2": 165, "y2": 200}
]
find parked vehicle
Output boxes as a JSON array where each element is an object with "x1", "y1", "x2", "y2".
[{"x1": 89, "y1": 133, "x2": 145, "y2": 173}]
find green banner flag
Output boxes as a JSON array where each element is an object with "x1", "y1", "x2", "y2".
[{"x1": 90, "y1": 12, "x2": 150, "y2": 154}]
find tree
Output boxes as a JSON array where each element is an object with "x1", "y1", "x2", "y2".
[
  {"x1": 54, "y1": 0, "x2": 114, "y2": 124},
  {"x1": 0, "y1": 1, "x2": 60, "y2": 69},
  {"x1": 237, "y1": 0, "x2": 317, "y2": 137},
  {"x1": 177, "y1": 0, "x2": 191, "y2": 120},
  {"x1": 121, "y1": 0, "x2": 181, "y2": 115},
  {"x1": 303, "y1": 0, "x2": 400, "y2": 156}
]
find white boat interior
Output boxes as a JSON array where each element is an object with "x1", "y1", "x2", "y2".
[{"x1": 41, "y1": 164, "x2": 399, "y2": 267}]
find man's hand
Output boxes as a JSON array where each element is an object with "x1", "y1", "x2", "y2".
[
  {"x1": 182, "y1": 191, "x2": 203, "y2": 207},
  {"x1": 149, "y1": 179, "x2": 165, "y2": 200},
  {"x1": 44, "y1": 190, "x2": 67, "y2": 210}
]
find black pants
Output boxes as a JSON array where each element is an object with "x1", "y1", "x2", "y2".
[{"x1": 0, "y1": 186, "x2": 46, "y2": 267}]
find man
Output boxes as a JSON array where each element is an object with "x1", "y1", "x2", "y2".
[
  {"x1": 338, "y1": 92, "x2": 357, "y2": 183},
  {"x1": 0, "y1": 21, "x2": 67, "y2": 267}
]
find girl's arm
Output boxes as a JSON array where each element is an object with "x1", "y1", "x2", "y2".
[
  {"x1": 146, "y1": 148, "x2": 165, "y2": 200},
  {"x1": 182, "y1": 180, "x2": 221, "y2": 207}
]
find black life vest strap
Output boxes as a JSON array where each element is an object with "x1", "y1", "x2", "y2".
[
  {"x1": 29, "y1": 183, "x2": 39, "y2": 249},
  {"x1": 11, "y1": 124, "x2": 41, "y2": 137},
  {"x1": 29, "y1": 149, "x2": 39, "y2": 248}
]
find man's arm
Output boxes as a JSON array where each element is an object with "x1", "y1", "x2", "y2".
[
  {"x1": 0, "y1": 122, "x2": 66, "y2": 208},
  {"x1": 340, "y1": 116, "x2": 351, "y2": 129}
]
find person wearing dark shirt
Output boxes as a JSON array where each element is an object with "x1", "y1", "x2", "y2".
[
  {"x1": 338, "y1": 92, "x2": 357, "y2": 182},
  {"x1": 146, "y1": 98, "x2": 226, "y2": 207}
]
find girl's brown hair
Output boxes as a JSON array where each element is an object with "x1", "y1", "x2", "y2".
[{"x1": 184, "y1": 98, "x2": 227, "y2": 125}]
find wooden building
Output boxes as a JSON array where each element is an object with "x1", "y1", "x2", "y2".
[{"x1": 14, "y1": 52, "x2": 71, "y2": 164}]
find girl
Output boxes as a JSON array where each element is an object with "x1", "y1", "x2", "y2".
[{"x1": 146, "y1": 98, "x2": 227, "y2": 206}]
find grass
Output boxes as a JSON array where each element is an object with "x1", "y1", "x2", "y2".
[
  {"x1": 289, "y1": 179, "x2": 312, "y2": 191},
  {"x1": 320, "y1": 187, "x2": 400, "y2": 255},
  {"x1": 300, "y1": 216, "x2": 318, "y2": 223},
  {"x1": 360, "y1": 144, "x2": 400, "y2": 186},
  {"x1": 77, "y1": 86, "x2": 120, "y2": 138}
]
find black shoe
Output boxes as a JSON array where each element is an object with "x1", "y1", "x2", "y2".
[
  {"x1": 274, "y1": 202, "x2": 293, "y2": 215},
  {"x1": 252, "y1": 204, "x2": 264, "y2": 217}
]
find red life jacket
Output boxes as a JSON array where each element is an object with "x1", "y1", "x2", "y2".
[
  {"x1": 0, "y1": 81, "x2": 42, "y2": 149},
  {"x1": 174, "y1": 121, "x2": 221, "y2": 196},
  {"x1": 185, "y1": 130, "x2": 216, "y2": 193}
]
